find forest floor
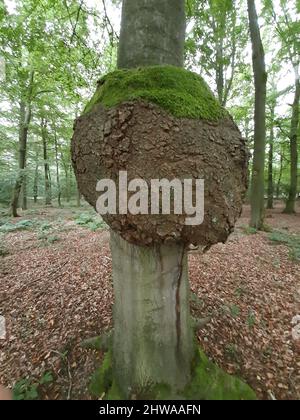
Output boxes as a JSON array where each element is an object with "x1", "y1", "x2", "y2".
[{"x1": 0, "y1": 201, "x2": 299, "y2": 400}]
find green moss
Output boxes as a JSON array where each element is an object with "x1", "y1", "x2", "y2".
[
  {"x1": 183, "y1": 349, "x2": 257, "y2": 400},
  {"x1": 89, "y1": 348, "x2": 256, "y2": 400},
  {"x1": 89, "y1": 351, "x2": 113, "y2": 397},
  {"x1": 84, "y1": 65, "x2": 227, "y2": 120},
  {"x1": 89, "y1": 351, "x2": 125, "y2": 400}
]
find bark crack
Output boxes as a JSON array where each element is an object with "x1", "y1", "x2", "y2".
[{"x1": 175, "y1": 247, "x2": 185, "y2": 351}]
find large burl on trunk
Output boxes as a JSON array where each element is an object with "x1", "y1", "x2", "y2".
[
  {"x1": 72, "y1": 66, "x2": 248, "y2": 249},
  {"x1": 71, "y1": 65, "x2": 252, "y2": 399}
]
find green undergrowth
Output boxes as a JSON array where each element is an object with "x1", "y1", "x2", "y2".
[
  {"x1": 75, "y1": 212, "x2": 108, "y2": 231},
  {"x1": 268, "y1": 230, "x2": 300, "y2": 262},
  {"x1": 89, "y1": 349, "x2": 256, "y2": 401},
  {"x1": 84, "y1": 65, "x2": 227, "y2": 120}
]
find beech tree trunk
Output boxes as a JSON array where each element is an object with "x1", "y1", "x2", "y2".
[
  {"x1": 111, "y1": 232, "x2": 193, "y2": 396},
  {"x1": 54, "y1": 126, "x2": 62, "y2": 207},
  {"x1": 22, "y1": 173, "x2": 27, "y2": 210},
  {"x1": 41, "y1": 119, "x2": 52, "y2": 206},
  {"x1": 33, "y1": 157, "x2": 39, "y2": 204},
  {"x1": 248, "y1": 0, "x2": 267, "y2": 229},
  {"x1": 267, "y1": 104, "x2": 275, "y2": 210},
  {"x1": 284, "y1": 71, "x2": 299, "y2": 214},
  {"x1": 112, "y1": 0, "x2": 193, "y2": 398},
  {"x1": 10, "y1": 71, "x2": 34, "y2": 217},
  {"x1": 276, "y1": 148, "x2": 283, "y2": 199}
]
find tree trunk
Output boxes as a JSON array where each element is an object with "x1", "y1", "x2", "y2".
[
  {"x1": 216, "y1": 37, "x2": 224, "y2": 105},
  {"x1": 111, "y1": 0, "x2": 192, "y2": 398},
  {"x1": 284, "y1": 72, "x2": 299, "y2": 214},
  {"x1": 76, "y1": 189, "x2": 81, "y2": 207},
  {"x1": 267, "y1": 104, "x2": 275, "y2": 209},
  {"x1": 117, "y1": 0, "x2": 186, "y2": 69},
  {"x1": 276, "y1": 148, "x2": 283, "y2": 199},
  {"x1": 41, "y1": 119, "x2": 52, "y2": 206},
  {"x1": 33, "y1": 151, "x2": 39, "y2": 204},
  {"x1": 248, "y1": 0, "x2": 267, "y2": 229},
  {"x1": 21, "y1": 174, "x2": 27, "y2": 210},
  {"x1": 54, "y1": 126, "x2": 62, "y2": 208},
  {"x1": 111, "y1": 232, "x2": 193, "y2": 397},
  {"x1": 10, "y1": 71, "x2": 34, "y2": 217}
]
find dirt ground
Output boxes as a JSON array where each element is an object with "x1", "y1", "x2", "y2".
[{"x1": 0, "y1": 201, "x2": 299, "y2": 400}]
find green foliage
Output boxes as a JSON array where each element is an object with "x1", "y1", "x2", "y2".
[
  {"x1": 246, "y1": 312, "x2": 256, "y2": 328},
  {"x1": 268, "y1": 230, "x2": 300, "y2": 262},
  {"x1": 75, "y1": 212, "x2": 107, "y2": 231},
  {"x1": 183, "y1": 349, "x2": 256, "y2": 400},
  {"x1": 13, "y1": 371, "x2": 53, "y2": 400},
  {"x1": 0, "y1": 219, "x2": 34, "y2": 232},
  {"x1": 242, "y1": 226, "x2": 258, "y2": 235},
  {"x1": 84, "y1": 66, "x2": 227, "y2": 120},
  {"x1": 229, "y1": 304, "x2": 241, "y2": 318}
]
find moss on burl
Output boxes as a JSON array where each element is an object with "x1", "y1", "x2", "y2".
[{"x1": 84, "y1": 65, "x2": 227, "y2": 120}]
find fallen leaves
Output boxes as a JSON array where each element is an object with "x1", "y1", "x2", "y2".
[{"x1": 0, "y1": 203, "x2": 299, "y2": 399}]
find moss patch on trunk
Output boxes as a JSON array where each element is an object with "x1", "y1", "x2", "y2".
[
  {"x1": 89, "y1": 349, "x2": 256, "y2": 400},
  {"x1": 83, "y1": 65, "x2": 227, "y2": 121},
  {"x1": 183, "y1": 349, "x2": 257, "y2": 400}
]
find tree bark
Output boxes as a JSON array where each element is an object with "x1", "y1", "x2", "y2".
[
  {"x1": 41, "y1": 119, "x2": 52, "y2": 206},
  {"x1": 276, "y1": 147, "x2": 283, "y2": 199},
  {"x1": 111, "y1": 0, "x2": 193, "y2": 398},
  {"x1": 267, "y1": 104, "x2": 275, "y2": 209},
  {"x1": 284, "y1": 71, "x2": 299, "y2": 214},
  {"x1": 111, "y1": 232, "x2": 193, "y2": 397},
  {"x1": 10, "y1": 71, "x2": 34, "y2": 217},
  {"x1": 33, "y1": 157, "x2": 39, "y2": 204},
  {"x1": 117, "y1": 0, "x2": 186, "y2": 69},
  {"x1": 21, "y1": 173, "x2": 27, "y2": 210},
  {"x1": 76, "y1": 189, "x2": 81, "y2": 207},
  {"x1": 248, "y1": 0, "x2": 267, "y2": 229},
  {"x1": 54, "y1": 126, "x2": 62, "y2": 208}
]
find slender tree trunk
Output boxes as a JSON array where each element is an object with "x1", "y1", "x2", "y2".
[
  {"x1": 76, "y1": 189, "x2": 81, "y2": 207},
  {"x1": 276, "y1": 147, "x2": 283, "y2": 199},
  {"x1": 267, "y1": 104, "x2": 275, "y2": 209},
  {"x1": 54, "y1": 126, "x2": 62, "y2": 207},
  {"x1": 22, "y1": 173, "x2": 27, "y2": 210},
  {"x1": 10, "y1": 71, "x2": 34, "y2": 217},
  {"x1": 216, "y1": 38, "x2": 224, "y2": 105},
  {"x1": 284, "y1": 71, "x2": 299, "y2": 214},
  {"x1": 33, "y1": 157, "x2": 39, "y2": 204},
  {"x1": 111, "y1": 0, "x2": 192, "y2": 398},
  {"x1": 248, "y1": 0, "x2": 267, "y2": 229},
  {"x1": 41, "y1": 119, "x2": 52, "y2": 206}
]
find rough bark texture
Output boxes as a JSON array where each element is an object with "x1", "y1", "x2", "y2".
[
  {"x1": 111, "y1": 231, "x2": 193, "y2": 397},
  {"x1": 117, "y1": 0, "x2": 186, "y2": 69},
  {"x1": 72, "y1": 100, "x2": 248, "y2": 247},
  {"x1": 284, "y1": 75, "x2": 299, "y2": 214},
  {"x1": 248, "y1": 0, "x2": 267, "y2": 229}
]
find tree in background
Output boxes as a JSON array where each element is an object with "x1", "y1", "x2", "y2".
[
  {"x1": 247, "y1": 0, "x2": 267, "y2": 229},
  {"x1": 187, "y1": 0, "x2": 248, "y2": 107}
]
